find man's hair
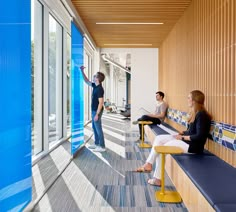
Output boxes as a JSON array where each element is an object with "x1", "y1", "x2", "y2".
[
  {"x1": 96, "y1": 72, "x2": 105, "y2": 83},
  {"x1": 156, "y1": 91, "x2": 165, "y2": 99}
]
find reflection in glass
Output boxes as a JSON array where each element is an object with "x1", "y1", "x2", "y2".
[
  {"x1": 84, "y1": 53, "x2": 91, "y2": 122},
  {"x1": 31, "y1": 0, "x2": 43, "y2": 155},
  {"x1": 48, "y1": 14, "x2": 63, "y2": 143},
  {"x1": 71, "y1": 22, "x2": 84, "y2": 154},
  {"x1": 66, "y1": 33, "x2": 71, "y2": 137}
]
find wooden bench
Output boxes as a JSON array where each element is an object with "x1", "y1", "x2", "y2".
[{"x1": 144, "y1": 122, "x2": 236, "y2": 212}]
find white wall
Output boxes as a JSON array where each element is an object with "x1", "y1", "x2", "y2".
[
  {"x1": 131, "y1": 48, "x2": 158, "y2": 122},
  {"x1": 117, "y1": 80, "x2": 126, "y2": 107},
  {"x1": 101, "y1": 48, "x2": 158, "y2": 125}
]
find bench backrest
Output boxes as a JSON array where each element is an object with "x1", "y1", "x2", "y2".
[{"x1": 166, "y1": 108, "x2": 236, "y2": 167}]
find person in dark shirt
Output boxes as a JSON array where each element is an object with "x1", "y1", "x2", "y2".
[
  {"x1": 135, "y1": 90, "x2": 212, "y2": 186},
  {"x1": 80, "y1": 66, "x2": 106, "y2": 152}
]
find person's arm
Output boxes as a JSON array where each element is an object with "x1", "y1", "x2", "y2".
[
  {"x1": 181, "y1": 135, "x2": 191, "y2": 141},
  {"x1": 176, "y1": 112, "x2": 210, "y2": 142},
  {"x1": 96, "y1": 97, "x2": 104, "y2": 115},
  {"x1": 174, "y1": 134, "x2": 190, "y2": 140},
  {"x1": 79, "y1": 66, "x2": 92, "y2": 86},
  {"x1": 188, "y1": 111, "x2": 210, "y2": 142},
  {"x1": 148, "y1": 103, "x2": 167, "y2": 119},
  {"x1": 94, "y1": 97, "x2": 104, "y2": 121},
  {"x1": 148, "y1": 111, "x2": 166, "y2": 119}
]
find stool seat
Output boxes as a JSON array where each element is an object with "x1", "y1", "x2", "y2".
[
  {"x1": 138, "y1": 121, "x2": 153, "y2": 148},
  {"x1": 155, "y1": 146, "x2": 184, "y2": 154},
  {"x1": 138, "y1": 121, "x2": 153, "y2": 125},
  {"x1": 154, "y1": 146, "x2": 183, "y2": 203}
]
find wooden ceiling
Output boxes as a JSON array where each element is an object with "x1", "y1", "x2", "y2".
[{"x1": 71, "y1": 0, "x2": 192, "y2": 48}]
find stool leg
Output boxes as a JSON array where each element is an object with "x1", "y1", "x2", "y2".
[
  {"x1": 141, "y1": 123, "x2": 144, "y2": 145},
  {"x1": 160, "y1": 153, "x2": 165, "y2": 194},
  {"x1": 155, "y1": 152, "x2": 182, "y2": 203},
  {"x1": 138, "y1": 123, "x2": 152, "y2": 148}
]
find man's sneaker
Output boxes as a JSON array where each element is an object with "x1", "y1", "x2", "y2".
[
  {"x1": 132, "y1": 120, "x2": 139, "y2": 125},
  {"x1": 93, "y1": 146, "x2": 106, "y2": 152},
  {"x1": 88, "y1": 144, "x2": 97, "y2": 149}
]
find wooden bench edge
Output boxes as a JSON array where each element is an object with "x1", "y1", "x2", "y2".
[{"x1": 165, "y1": 155, "x2": 215, "y2": 212}]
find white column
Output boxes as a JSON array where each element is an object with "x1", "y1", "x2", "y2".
[{"x1": 110, "y1": 65, "x2": 115, "y2": 103}]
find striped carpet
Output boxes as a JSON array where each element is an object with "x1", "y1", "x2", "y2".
[{"x1": 33, "y1": 113, "x2": 188, "y2": 212}]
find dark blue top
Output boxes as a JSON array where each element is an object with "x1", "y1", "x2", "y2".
[
  {"x1": 91, "y1": 83, "x2": 104, "y2": 111},
  {"x1": 183, "y1": 111, "x2": 211, "y2": 153}
]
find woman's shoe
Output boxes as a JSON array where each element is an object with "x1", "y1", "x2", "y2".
[
  {"x1": 134, "y1": 163, "x2": 152, "y2": 172},
  {"x1": 147, "y1": 178, "x2": 161, "y2": 186},
  {"x1": 134, "y1": 166, "x2": 152, "y2": 173}
]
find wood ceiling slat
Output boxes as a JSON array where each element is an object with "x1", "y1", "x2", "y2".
[{"x1": 71, "y1": 0, "x2": 192, "y2": 48}]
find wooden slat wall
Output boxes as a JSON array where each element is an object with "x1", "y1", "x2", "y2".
[
  {"x1": 159, "y1": 0, "x2": 236, "y2": 126},
  {"x1": 207, "y1": 139, "x2": 236, "y2": 167}
]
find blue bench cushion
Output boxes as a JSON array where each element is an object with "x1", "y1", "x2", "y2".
[
  {"x1": 162, "y1": 122, "x2": 178, "y2": 131},
  {"x1": 149, "y1": 122, "x2": 178, "y2": 135},
  {"x1": 172, "y1": 154, "x2": 236, "y2": 208},
  {"x1": 214, "y1": 204, "x2": 236, "y2": 212},
  {"x1": 149, "y1": 124, "x2": 170, "y2": 135}
]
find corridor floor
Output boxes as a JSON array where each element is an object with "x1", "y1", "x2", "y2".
[{"x1": 32, "y1": 113, "x2": 188, "y2": 212}]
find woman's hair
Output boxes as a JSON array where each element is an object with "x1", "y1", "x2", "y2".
[
  {"x1": 96, "y1": 72, "x2": 105, "y2": 83},
  {"x1": 188, "y1": 90, "x2": 212, "y2": 123}
]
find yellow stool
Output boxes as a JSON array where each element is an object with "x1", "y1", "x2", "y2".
[
  {"x1": 154, "y1": 146, "x2": 183, "y2": 203},
  {"x1": 138, "y1": 121, "x2": 153, "y2": 148}
]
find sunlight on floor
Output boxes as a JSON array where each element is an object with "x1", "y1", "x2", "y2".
[
  {"x1": 87, "y1": 147, "x2": 125, "y2": 178},
  {"x1": 33, "y1": 165, "x2": 46, "y2": 198},
  {"x1": 62, "y1": 162, "x2": 116, "y2": 211},
  {"x1": 102, "y1": 127, "x2": 125, "y2": 141}
]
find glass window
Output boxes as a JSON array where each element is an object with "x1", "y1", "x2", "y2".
[
  {"x1": 48, "y1": 14, "x2": 63, "y2": 144},
  {"x1": 66, "y1": 33, "x2": 71, "y2": 137},
  {"x1": 84, "y1": 53, "x2": 91, "y2": 122},
  {"x1": 31, "y1": 0, "x2": 43, "y2": 155}
]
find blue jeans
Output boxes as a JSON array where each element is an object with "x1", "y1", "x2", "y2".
[{"x1": 92, "y1": 110, "x2": 105, "y2": 148}]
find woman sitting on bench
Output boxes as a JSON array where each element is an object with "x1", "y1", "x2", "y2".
[{"x1": 135, "y1": 90, "x2": 212, "y2": 186}]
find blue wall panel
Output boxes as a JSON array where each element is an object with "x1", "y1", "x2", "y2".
[
  {"x1": 0, "y1": 0, "x2": 32, "y2": 211},
  {"x1": 71, "y1": 23, "x2": 84, "y2": 155}
]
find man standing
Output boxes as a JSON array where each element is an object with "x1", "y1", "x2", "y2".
[
  {"x1": 133, "y1": 91, "x2": 168, "y2": 140},
  {"x1": 80, "y1": 66, "x2": 106, "y2": 152}
]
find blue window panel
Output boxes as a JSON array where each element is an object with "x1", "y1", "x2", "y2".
[
  {"x1": 0, "y1": 1, "x2": 32, "y2": 211},
  {"x1": 71, "y1": 22, "x2": 84, "y2": 155},
  {"x1": 0, "y1": 0, "x2": 30, "y2": 23}
]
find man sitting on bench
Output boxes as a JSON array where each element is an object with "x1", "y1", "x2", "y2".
[{"x1": 133, "y1": 91, "x2": 168, "y2": 141}]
